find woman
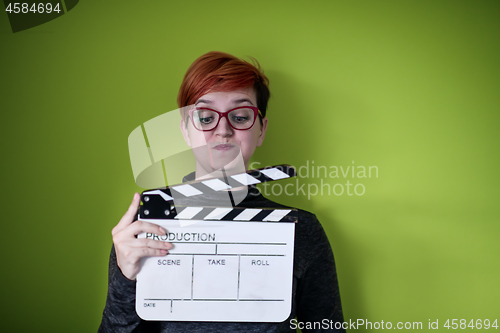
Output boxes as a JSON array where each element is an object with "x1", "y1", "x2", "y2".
[{"x1": 99, "y1": 51, "x2": 344, "y2": 332}]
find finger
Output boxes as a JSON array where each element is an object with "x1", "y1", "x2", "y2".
[
  {"x1": 115, "y1": 226, "x2": 172, "y2": 250},
  {"x1": 113, "y1": 193, "x2": 141, "y2": 235},
  {"x1": 128, "y1": 247, "x2": 170, "y2": 263},
  {"x1": 113, "y1": 221, "x2": 167, "y2": 243},
  {"x1": 116, "y1": 246, "x2": 169, "y2": 270},
  {"x1": 129, "y1": 220, "x2": 167, "y2": 238},
  {"x1": 130, "y1": 238, "x2": 173, "y2": 250}
]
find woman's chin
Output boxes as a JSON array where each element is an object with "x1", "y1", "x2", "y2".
[{"x1": 212, "y1": 162, "x2": 244, "y2": 174}]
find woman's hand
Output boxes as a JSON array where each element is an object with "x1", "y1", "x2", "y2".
[{"x1": 112, "y1": 193, "x2": 172, "y2": 280}]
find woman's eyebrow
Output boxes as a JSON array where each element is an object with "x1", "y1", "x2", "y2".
[
  {"x1": 232, "y1": 98, "x2": 254, "y2": 105},
  {"x1": 195, "y1": 99, "x2": 212, "y2": 106}
]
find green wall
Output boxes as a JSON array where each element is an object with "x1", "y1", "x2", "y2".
[{"x1": 1, "y1": 1, "x2": 499, "y2": 332}]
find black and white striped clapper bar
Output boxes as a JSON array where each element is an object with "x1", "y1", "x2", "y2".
[
  {"x1": 135, "y1": 164, "x2": 299, "y2": 322},
  {"x1": 139, "y1": 164, "x2": 298, "y2": 222}
]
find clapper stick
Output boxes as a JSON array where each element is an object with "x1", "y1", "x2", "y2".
[{"x1": 140, "y1": 164, "x2": 297, "y2": 221}]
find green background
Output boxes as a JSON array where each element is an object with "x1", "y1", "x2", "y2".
[{"x1": 1, "y1": 1, "x2": 499, "y2": 332}]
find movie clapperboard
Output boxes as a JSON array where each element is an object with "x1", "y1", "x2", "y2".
[{"x1": 136, "y1": 165, "x2": 298, "y2": 322}]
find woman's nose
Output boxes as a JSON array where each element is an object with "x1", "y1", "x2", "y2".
[{"x1": 214, "y1": 115, "x2": 233, "y2": 136}]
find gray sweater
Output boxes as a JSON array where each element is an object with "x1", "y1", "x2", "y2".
[{"x1": 98, "y1": 184, "x2": 344, "y2": 332}]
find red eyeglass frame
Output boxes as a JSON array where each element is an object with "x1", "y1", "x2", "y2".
[{"x1": 189, "y1": 106, "x2": 263, "y2": 131}]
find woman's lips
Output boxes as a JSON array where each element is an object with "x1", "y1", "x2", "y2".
[{"x1": 213, "y1": 143, "x2": 235, "y2": 151}]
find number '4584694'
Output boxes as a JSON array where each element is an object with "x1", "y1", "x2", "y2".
[
  {"x1": 5, "y1": 3, "x2": 61, "y2": 14},
  {"x1": 443, "y1": 319, "x2": 498, "y2": 330}
]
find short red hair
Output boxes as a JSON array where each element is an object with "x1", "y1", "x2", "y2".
[{"x1": 177, "y1": 51, "x2": 270, "y2": 121}]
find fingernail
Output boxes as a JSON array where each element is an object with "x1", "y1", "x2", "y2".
[
  {"x1": 160, "y1": 249, "x2": 168, "y2": 255},
  {"x1": 159, "y1": 227, "x2": 166, "y2": 234},
  {"x1": 164, "y1": 242, "x2": 172, "y2": 249}
]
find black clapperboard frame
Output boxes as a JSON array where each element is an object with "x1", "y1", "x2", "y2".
[{"x1": 136, "y1": 165, "x2": 298, "y2": 322}]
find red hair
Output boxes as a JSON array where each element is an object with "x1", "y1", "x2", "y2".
[{"x1": 178, "y1": 51, "x2": 270, "y2": 121}]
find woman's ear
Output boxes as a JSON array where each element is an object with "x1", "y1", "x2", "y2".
[
  {"x1": 180, "y1": 117, "x2": 192, "y2": 147},
  {"x1": 256, "y1": 117, "x2": 268, "y2": 147}
]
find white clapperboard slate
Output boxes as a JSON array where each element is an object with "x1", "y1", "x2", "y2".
[{"x1": 136, "y1": 165, "x2": 298, "y2": 322}]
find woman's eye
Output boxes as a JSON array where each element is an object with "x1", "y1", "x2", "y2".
[
  {"x1": 199, "y1": 117, "x2": 214, "y2": 124},
  {"x1": 231, "y1": 116, "x2": 249, "y2": 123}
]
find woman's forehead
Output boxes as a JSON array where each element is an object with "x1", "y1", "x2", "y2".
[{"x1": 196, "y1": 88, "x2": 256, "y2": 106}]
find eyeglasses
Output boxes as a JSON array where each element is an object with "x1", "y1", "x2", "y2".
[{"x1": 189, "y1": 106, "x2": 262, "y2": 131}]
